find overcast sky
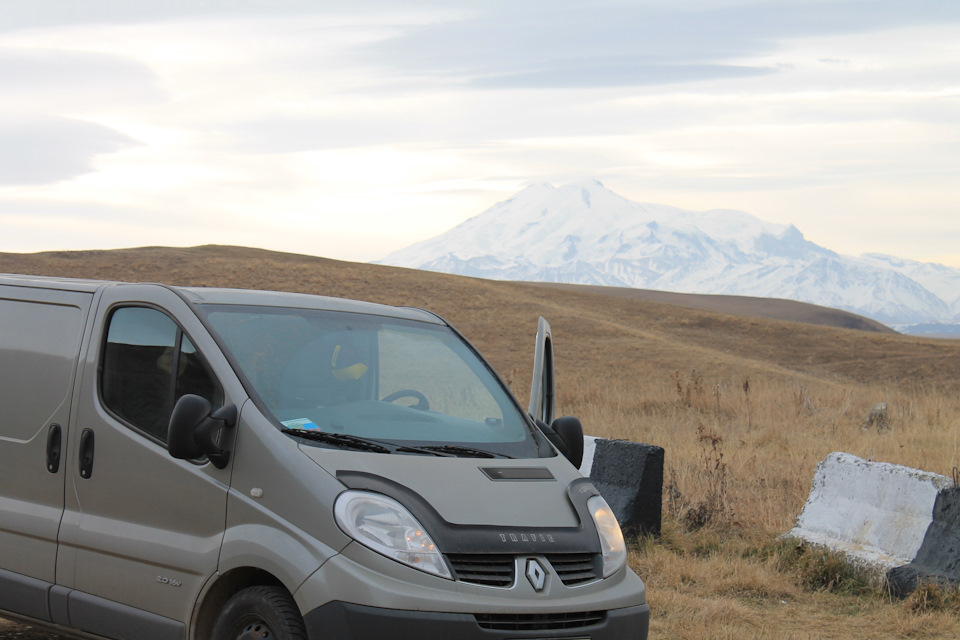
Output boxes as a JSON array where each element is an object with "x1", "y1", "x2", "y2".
[{"x1": 1, "y1": 0, "x2": 958, "y2": 266}]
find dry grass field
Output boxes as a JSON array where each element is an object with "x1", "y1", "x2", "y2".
[{"x1": 3, "y1": 245, "x2": 960, "y2": 639}]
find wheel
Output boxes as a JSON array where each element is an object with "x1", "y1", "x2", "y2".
[
  {"x1": 381, "y1": 388, "x2": 429, "y2": 410},
  {"x1": 211, "y1": 585, "x2": 307, "y2": 640}
]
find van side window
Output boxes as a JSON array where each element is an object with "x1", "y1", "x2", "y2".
[{"x1": 101, "y1": 307, "x2": 223, "y2": 442}]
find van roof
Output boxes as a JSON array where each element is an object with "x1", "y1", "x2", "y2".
[
  {"x1": 0, "y1": 273, "x2": 109, "y2": 292},
  {"x1": 179, "y1": 286, "x2": 443, "y2": 324},
  {"x1": 0, "y1": 274, "x2": 443, "y2": 325}
]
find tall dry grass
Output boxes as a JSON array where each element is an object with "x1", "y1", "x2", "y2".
[
  {"x1": 558, "y1": 369, "x2": 960, "y2": 532},
  {"x1": 551, "y1": 369, "x2": 960, "y2": 638}
]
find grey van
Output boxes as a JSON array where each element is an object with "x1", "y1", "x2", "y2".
[{"x1": 0, "y1": 274, "x2": 650, "y2": 640}]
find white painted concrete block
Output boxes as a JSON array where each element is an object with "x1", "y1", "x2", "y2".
[
  {"x1": 789, "y1": 452, "x2": 954, "y2": 573},
  {"x1": 579, "y1": 435, "x2": 599, "y2": 477}
]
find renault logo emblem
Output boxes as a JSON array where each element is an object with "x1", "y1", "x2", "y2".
[{"x1": 526, "y1": 559, "x2": 547, "y2": 592}]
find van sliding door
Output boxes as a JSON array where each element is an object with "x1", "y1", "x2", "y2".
[{"x1": 0, "y1": 286, "x2": 92, "y2": 622}]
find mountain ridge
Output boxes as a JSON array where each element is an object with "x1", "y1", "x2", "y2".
[{"x1": 378, "y1": 180, "x2": 960, "y2": 326}]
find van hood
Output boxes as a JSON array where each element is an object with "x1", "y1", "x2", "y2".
[
  {"x1": 298, "y1": 446, "x2": 602, "y2": 555},
  {"x1": 298, "y1": 446, "x2": 586, "y2": 529}
]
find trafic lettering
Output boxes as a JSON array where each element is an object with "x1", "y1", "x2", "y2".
[{"x1": 498, "y1": 532, "x2": 556, "y2": 543}]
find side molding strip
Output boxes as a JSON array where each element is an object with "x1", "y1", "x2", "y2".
[
  {"x1": 68, "y1": 590, "x2": 184, "y2": 640},
  {"x1": 0, "y1": 568, "x2": 51, "y2": 622}
]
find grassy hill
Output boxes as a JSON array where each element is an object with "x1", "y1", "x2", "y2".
[
  {"x1": 3, "y1": 245, "x2": 960, "y2": 639},
  {"x1": 2, "y1": 245, "x2": 954, "y2": 390},
  {"x1": 528, "y1": 281, "x2": 895, "y2": 333}
]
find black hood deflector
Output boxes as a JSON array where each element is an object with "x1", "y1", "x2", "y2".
[{"x1": 337, "y1": 470, "x2": 602, "y2": 555}]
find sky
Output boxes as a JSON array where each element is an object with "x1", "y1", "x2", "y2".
[{"x1": 1, "y1": 0, "x2": 959, "y2": 266}]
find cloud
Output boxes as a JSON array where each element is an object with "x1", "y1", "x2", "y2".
[
  {"x1": 473, "y1": 61, "x2": 775, "y2": 89},
  {"x1": 0, "y1": 196, "x2": 255, "y2": 255},
  {"x1": 7, "y1": 1, "x2": 956, "y2": 96},
  {"x1": 0, "y1": 118, "x2": 140, "y2": 185},
  {"x1": 0, "y1": 0, "x2": 443, "y2": 33},
  {"x1": 356, "y1": 0, "x2": 960, "y2": 89},
  {"x1": 0, "y1": 47, "x2": 163, "y2": 110},
  {"x1": 0, "y1": 0, "x2": 300, "y2": 32},
  {"x1": 0, "y1": 198, "x2": 176, "y2": 224},
  {"x1": 0, "y1": 47, "x2": 154, "y2": 89}
]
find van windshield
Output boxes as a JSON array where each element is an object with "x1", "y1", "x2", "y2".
[{"x1": 200, "y1": 305, "x2": 544, "y2": 457}]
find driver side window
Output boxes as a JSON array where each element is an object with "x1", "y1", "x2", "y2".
[{"x1": 100, "y1": 307, "x2": 223, "y2": 443}]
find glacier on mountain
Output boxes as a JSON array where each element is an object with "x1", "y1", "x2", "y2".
[{"x1": 377, "y1": 180, "x2": 960, "y2": 326}]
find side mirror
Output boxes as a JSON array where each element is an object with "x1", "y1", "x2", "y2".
[
  {"x1": 552, "y1": 416, "x2": 584, "y2": 469},
  {"x1": 535, "y1": 416, "x2": 584, "y2": 468},
  {"x1": 168, "y1": 394, "x2": 237, "y2": 469}
]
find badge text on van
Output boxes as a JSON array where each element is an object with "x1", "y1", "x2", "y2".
[
  {"x1": 499, "y1": 532, "x2": 556, "y2": 543},
  {"x1": 156, "y1": 576, "x2": 182, "y2": 588}
]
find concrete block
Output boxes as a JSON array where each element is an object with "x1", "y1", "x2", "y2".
[
  {"x1": 888, "y1": 487, "x2": 960, "y2": 596},
  {"x1": 788, "y1": 452, "x2": 960, "y2": 595},
  {"x1": 580, "y1": 436, "x2": 664, "y2": 537}
]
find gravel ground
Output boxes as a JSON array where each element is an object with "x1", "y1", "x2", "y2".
[{"x1": 0, "y1": 620, "x2": 71, "y2": 639}]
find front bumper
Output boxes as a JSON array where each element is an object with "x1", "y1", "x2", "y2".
[
  {"x1": 304, "y1": 600, "x2": 651, "y2": 639},
  {"x1": 295, "y1": 543, "x2": 649, "y2": 639}
]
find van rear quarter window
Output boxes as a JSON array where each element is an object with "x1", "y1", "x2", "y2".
[
  {"x1": 100, "y1": 306, "x2": 222, "y2": 441},
  {"x1": 0, "y1": 299, "x2": 84, "y2": 440}
]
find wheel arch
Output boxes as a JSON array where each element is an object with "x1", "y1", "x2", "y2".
[{"x1": 192, "y1": 567, "x2": 289, "y2": 640}]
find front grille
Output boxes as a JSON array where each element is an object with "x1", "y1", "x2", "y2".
[
  {"x1": 475, "y1": 611, "x2": 606, "y2": 631},
  {"x1": 546, "y1": 553, "x2": 602, "y2": 586},
  {"x1": 447, "y1": 554, "x2": 515, "y2": 587}
]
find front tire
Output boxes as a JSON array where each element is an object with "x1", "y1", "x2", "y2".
[{"x1": 211, "y1": 585, "x2": 307, "y2": 640}]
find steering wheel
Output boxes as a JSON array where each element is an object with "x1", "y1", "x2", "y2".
[{"x1": 381, "y1": 389, "x2": 430, "y2": 411}]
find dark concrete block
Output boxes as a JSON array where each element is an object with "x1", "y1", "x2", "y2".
[
  {"x1": 589, "y1": 439, "x2": 664, "y2": 537},
  {"x1": 887, "y1": 486, "x2": 960, "y2": 597}
]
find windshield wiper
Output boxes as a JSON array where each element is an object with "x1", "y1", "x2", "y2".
[
  {"x1": 283, "y1": 428, "x2": 507, "y2": 459},
  {"x1": 282, "y1": 428, "x2": 390, "y2": 454},
  {"x1": 401, "y1": 444, "x2": 504, "y2": 459}
]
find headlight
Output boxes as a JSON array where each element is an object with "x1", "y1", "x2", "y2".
[
  {"x1": 587, "y1": 495, "x2": 626, "y2": 577},
  {"x1": 334, "y1": 490, "x2": 452, "y2": 579}
]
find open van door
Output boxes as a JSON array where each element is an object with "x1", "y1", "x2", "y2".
[
  {"x1": 527, "y1": 316, "x2": 555, "y2": 424},
  {"x1": 527, "y1": 317, "x2": 584, "y2": 468}
]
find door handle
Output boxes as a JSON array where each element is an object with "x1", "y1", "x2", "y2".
[
  {"x1": 79, "y1": 429, "x2": 95, "y2": 479},
  {"x1": 46, "y1": 424, "x2": 62, "y2": 473}
]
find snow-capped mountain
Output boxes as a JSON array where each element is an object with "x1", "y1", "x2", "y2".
[
  {"x1": 377, "y1": 180, "x2": 960, "y2": 326},
  {"x1": 859, "y1": 254, "x2": 960, "y2": 318}
]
